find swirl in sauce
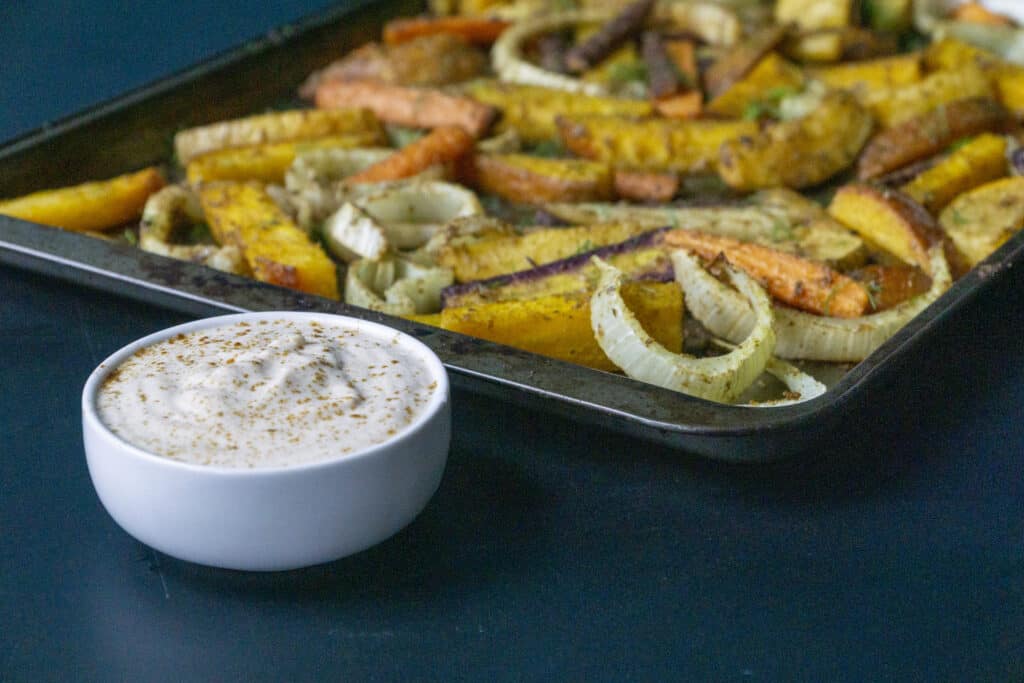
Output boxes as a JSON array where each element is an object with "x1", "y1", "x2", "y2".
[{"x1": 97, "y1": 318, "x2": 436, "y2": 468}]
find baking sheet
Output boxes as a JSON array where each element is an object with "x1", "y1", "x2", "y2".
[{"x1": 2, "y1": 0, "x2": 1022, "y2": 462}]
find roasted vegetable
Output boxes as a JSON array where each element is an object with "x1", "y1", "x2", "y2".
[
  {"x1": 441, "y1": 228, "x2": 672, "y2": 307},
  {"x1": 612, "y1": 169, "x2": 679, "y2": 202},
  {"x1": 663, "y1": 228, "x2": 869, "y2": 317},
  {"x1": 197, "y1": 182, "x2": 339, "y2": 299},
  {"x1": 315, "y1": 81, "x2": 496, "y2": 137},
  {"x1": 441, "y1": 280, "x2": 682, "y2": 372},
  {"x1": 382, "y1": 15, "x2": 509, "y2": 46},
  {"x1": 299, "y1": 35, "x2": 488, "y2": 95},
  {"x1": 809, "y1": 53, "x2": 922, "y2": 105},
  {"x1": 565, "y1": 0, "x2": 655, "y2": 73},
  {"x1": 0, "y1": 167, "x2": 165, "y2": 233},
  {"x1": 857, "y1": 96, "x2": 1009, "y2": 180},
  {"x1": 544, "y1": 191, "x2": 865, "y2": 267},
  {"x1": 464, "y1": 81, "x2": 652, "y2": 144},
  {"x1": 705, "y1": 52, "x2": 805, "y2": 119},
  {"x1": 703, "y1": 25, "x2": 788, "y2": 98},
  {"x1": 559, "y1": 115, "x2": 758, "y2": 174},
  {"x1": 462, "y1": 153, "x2": 613, "y2": 204},
  {"x1": 939, "y1": 176, "x2": 1024, "y2": 266},
  {"x1": 775, "y1": 0, "x2": 857, "y2": 30},
  {"x1": 641, "y1": 31, "x2": 680, "y2": 100},
  {"x1": 174, "y1": 109, "x2": 381, "y2": 164},
  {"x1": 593, "y1": 255, "x2": 773, "y2": 404},
  {"x1": 184, "y1": 133, "x2": 385, "y2": 185},
  {"x1": 900, "y1": 133, "x2": 1009, "y2": 213},
  {"x1": 718, "y1": 89, "x2": 873, "y2": 191},
  {"x1": 436, "y1": 221, "x2": 654, "y2": 282},
  {"x1": 848, "y1": 264, "x2": 933, "y2": 312},
  {"x1": 346, "y1": 126, "x2": 476, "y2": 184},
  {"x1": 870, "y1": 64, "x2": 994, "y2": 128},
  {"x1": 827, "y1": 183, "x2": 965, "y2": 276}
]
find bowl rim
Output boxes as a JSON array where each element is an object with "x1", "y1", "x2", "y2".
[{"x1": 82, "y1": 310, "x2": 450, "y2": 477}]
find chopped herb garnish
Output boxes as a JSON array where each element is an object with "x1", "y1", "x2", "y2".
[
  {"x1": 771, "y1": 218, "x2": 794, "y2": 242},
  {"x1": 123, "y1": 229, "x2": 138, "y2": 246},
  {"x1": 950, "y1": 208, "x2": 968, "y2": 225},
  {"x1": 528, "y1": 140, "x2": 566, "y2": 158},
  {"x1": 864, "y1": 280, "x2": 882, "y2": 311},
  {"x1": 948, "y1": 136, "x2": 974, "y2": 152},
  {"x1": 607, "y1": 60, "x2": 648, "y2": 85},
  {"x1": 575, "y1": 239, "x2": 595, "y2": 254},
  {"x1": 186, "y1": 222, "x2": 213, "y2": 244}
]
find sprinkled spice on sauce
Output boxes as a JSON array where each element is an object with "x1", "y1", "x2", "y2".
[{"x1": 97, "y1": 318, "x2": 436, "y2": 468}]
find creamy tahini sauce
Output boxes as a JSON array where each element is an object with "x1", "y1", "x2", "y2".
[{"x1": 97, "y1": 319, "x2": 436, "y2": 468}]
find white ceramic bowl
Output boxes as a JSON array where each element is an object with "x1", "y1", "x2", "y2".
[{"x1": 82, "y1": 311, "x2": 450, "y2": 571}]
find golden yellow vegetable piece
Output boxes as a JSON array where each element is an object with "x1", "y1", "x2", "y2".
[
  {"x1": 901, "y1": 133, "x2": 1008, "y2": 214},
  {"x1": 775, "y1": 0, "x2": 856, "y2": 30},
  {"x1": 939, "y1": 177, "x2": 1024, "y2": 267},
  {"x1": 706, "y1": 52, "x2": 805, "y2": 119},
  {"x1": 0, "y1": 167, "x2": 165, "y2": 232},
  {"x1": 174, "y1": 109, "x2": 383, "y2": 164},
  {"x1": 185, "y1": 132, "x2": 386, "y2": 184},
  {"x1": 464, "y1": 81, "x2": 652, "y2": 143},
  {"x1": 810, "y1": 53, "x2": 922, "y2": 105},
  {"x1": 923, "y1": 38, "x2": 1024, "y2": 118},
  {"x1": 437, "y1": 222, "x2": 653, "y2": 282},
  {"x1": 828, "y1": 184, "x2": 959, "y2": 275},
  {"x1": 197, "y1": 182, "x2": 339, "y2": 299},
  {"x1": 465, "y1": 153, "x2": 613, "y2": 205},
  {"x1": 440, "y1": 280, "x2": 683, "y2": 372},
  {"x1": 718, "y1": 90, "x2": 872, "y2": 191},
  {"x1": 870, "y1": 64, "x2": 992, "y2": 128},
  {"x1": 783, "y1": 31, "x2": 845, "y2": 64},
  {"x1": 558, "y1": 115, "x2": 757, "y2": 173}
]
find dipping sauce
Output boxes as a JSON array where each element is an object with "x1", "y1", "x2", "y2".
[{"x1": 96, "y1": 318, "x2": 437, "y2": 468}]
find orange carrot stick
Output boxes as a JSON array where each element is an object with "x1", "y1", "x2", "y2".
[
  {"x1": 346, "y1": 125, "x2": 475, "y2": 184},
  {"x1": 613, "y1": 169, "x2": 679, "y2": 202},
  {"x1": 383, "y1": 15, "x2": 510, "y2": 46},
  {"x1": 315, "y1": 80, "x2": 496, "y2": 137},
  {"x1": 663, "y1": 229, "x2": 869, "y2": 317}
]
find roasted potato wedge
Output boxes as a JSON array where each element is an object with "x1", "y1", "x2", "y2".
[
  {"x1": 705, "y1": 52, "x2": 805, "y2": 119},
  {"x1": 718, "y1": 90, "x2": 873, "y2": 191},
  {"x1": 775, "y1": 0, "x2": 857, "y2": 30},
  {"x1": 174, "y1": 109, "x2": 382, "y2": 164},
  {"x1": 185, "y1": 133, "x2": 386, "y2": 185},
  {"x1": 440, "y1": 280, "x2": 683, "y2": 372},
  {"x1": 464, "y1": 81, "x2": 652, "y2": 144},
  {"x1": 197, "y1": 182, "x2": 339, "y2": 299},
  {"x1": 0, "y1": 167, "x2": 165, "y2": 233},
  {"x1": 870, "y1": 64, "x2": 993, "y2": 128},
  {"x1": 558, "y1": 115, "x2": 757, "y2": 174},
  {"x1": 437, "y1": 222, "x2": 654, "y2": 282},
  {"x1": 900, "y1": 133, "x2": 1008, "y2": 213},
  {"x1": 857, "y1": 96, "x2": 1009, "y2": 180},
  {"x1": 939, "y1": 176, "x2": 1024, "y2": 267},
  {"x1": 828, "y1": 183, "x2": 965, "y2": 276},
  {"x1": 703, "y1": 25, "x2": 788, "y2": 98},
  {"x1": 810, "y1": 53, "x2": 922, "y2": 105},
  {"x1": 462, "y1": 153, "x2": 613, "y2": 205}
]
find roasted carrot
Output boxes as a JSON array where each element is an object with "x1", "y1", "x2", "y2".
[
  {"x1": 613, "y1": 169, "x2": 679, "y2": 202},
  {"x1": 346, "y1": 125, "x2": 475, "y2": 184},
  {"x1": 663, "y1": 229, "x2": 870, "y2": 317},
  {"x1": 315, "y1": 80, "x2": 496, "y2": 137},
  {"x1": 663, "y1": 39, "x2": 699, "y2": 90},
  {"x1": 383, "y1": 15, "x2": 510, "y2": 46},
  {"x1": 653, "y1": 91, "x2": 704, "y2": 119},
  {"x1": 952, "y1": 1, "x2": 1014, "y2": 26}
]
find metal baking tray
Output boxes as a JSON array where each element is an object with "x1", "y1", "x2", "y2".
[{"x1": 2, "y1": 0, "x2": 1022, "y2": 462}]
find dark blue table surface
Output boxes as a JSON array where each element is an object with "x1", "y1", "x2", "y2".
[{"x1": 2, "y1": 3, "x2": 1022, "y2": 680}]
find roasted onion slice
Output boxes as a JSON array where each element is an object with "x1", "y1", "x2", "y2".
[
  {"x1": 590, "y1": 256, "x2": 775, "y2": 404},
  {"x1": 671, "y1": 247, "x2": 952, "y2": 362}
]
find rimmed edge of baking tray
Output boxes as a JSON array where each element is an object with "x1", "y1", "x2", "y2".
[{"x1": 2, "y1": 0, "x2": 1022, "y2": 462}]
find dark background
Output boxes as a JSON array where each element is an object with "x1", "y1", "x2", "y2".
[{"x1": 2, "y1": 1, "x2": 1023, "y2": 680}]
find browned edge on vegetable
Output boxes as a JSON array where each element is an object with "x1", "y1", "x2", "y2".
[
  {"x1": 346, "y1": 125, "x2": 475, "y2": 184},
  {"x1": 663, "y1": 228, "x2": 869, "y2": 317},
  {"x1": 565, "y1": 0, "x2": 656, "y2": 74}
]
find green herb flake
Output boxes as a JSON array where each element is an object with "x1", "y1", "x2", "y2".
[
  {"x1": 608, "y1": 60, "x2": 648, "y2": 85},
  {"x1": 123, "y1": 229, "x2": 138, "y2": 246}
]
